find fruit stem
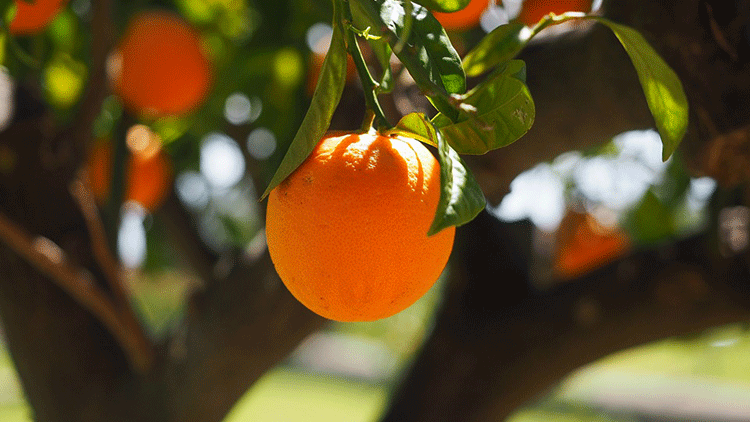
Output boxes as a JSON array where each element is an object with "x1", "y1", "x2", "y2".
[{"x1": 341, "y1": 0, "x2": 390, "y2": 131}]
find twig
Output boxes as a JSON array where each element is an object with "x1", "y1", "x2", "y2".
[
  {"x1": 69, "y1": 173, "x2": 156, "y2": 371},
  {"x1": 71, "y1": 0, "x2": 115, "y2": 152},
  {"x1": 342, "y1": 0, "x2": 390, "y2": 130},
  {"x1": 0, "y1": 211, "x2": 154, "y2": 373}
]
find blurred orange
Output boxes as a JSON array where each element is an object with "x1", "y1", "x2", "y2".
[
  {"x1": 305, "y1": 40, "x2": 357, "y2": 97},
  {"x1": 9, "y1": 0, "x2": 69, "y2": 35},
  {"x1": 87, "y1": 127, "x2": 172, "y2": 211},
  {"x1": 433, "y1": 0, "x2": 491, "y2": 31},
  {"x1": 553, "y1": 210, "x2": 630, "y2": 280},
  {"x1": 517, "y1": 0, "x2": 591, "y2": 26},
  {"x1": 110, "y1": 11, "x2": 213, "y2": 117}
]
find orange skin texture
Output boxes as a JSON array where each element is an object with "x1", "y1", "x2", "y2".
[
  {"x1": 87, "y1": 143, "x2": 173, "y2": 212},
  {"x1": 434, "y1": 0, "x2": 490, "y2": 31},
  {"x1": 266, "y1": 132, "x2": 455, "y2": 322},
  {"x1": 517, "y1": 0, "x2": 591, "y2": 26},
  {"x1": 111, "y1": 11, "x2": 213, "y2": 117},
  {"x1": 9, "y1": 0, "x2": 69, "y2": 35},
  {"x1": 553, "y1": 211, "x2": 630, "y2": 280}
]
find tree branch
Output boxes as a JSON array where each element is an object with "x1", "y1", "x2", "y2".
[
  {"x1": 0, "y1": 210, "x2": 153, "y2": 372},
  {"x1": 381, "y1": 211, "x2": 750, "y2": 422},
  {"x1": 69, "y1": 174, "x2": 155, "y2": 372}
]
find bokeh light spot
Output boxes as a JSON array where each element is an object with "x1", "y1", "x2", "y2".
[
  {"x1": 200, "y1": 132, "x2": 246, "y2": 191},
  {"x1": 176, "y1": 171, "x2": 210, "y2": 210},
  {"x1": 246, "y1": 127, "x2": 276, "y2": 160}
]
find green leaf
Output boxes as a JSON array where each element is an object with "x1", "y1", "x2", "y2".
[
  {"x1": 412, "y1": 0, "x2": 471, "y2": 13},
  {"x1": 462, "y1": 12, "x2": 591, "y2": 77},
  {"x1": 590, "y1": 17, "x2": 688, "y2": 161},
  {"x1": 385, "y1": 113, "x2": 485, "y2": 234},
  {"x1": 349, "y1": 0, "x2": 394, "y2": 92},
  {"x1": 371, "y1": 38, "x2": 394, "y2": 92},
  {"x1": 429, "y1": 128, "x2": 486, "y2": 235},
  {"x1": 462, "y1": 22, "x2": 527, "y2": 77},
  {"x1": 261, "y1": 4, "x2": 348, "y2": 198},
  {"x1": 433, "y1": 60, "x2": 535, "y2": 154},
  {"x1": 626, "y1": 190, "x2": 675, "y2": 244},
  {"x1": 385, "y1": 112, "x2": 439, "y2": 148},
  {"x1": 353, "y1": 0, "x2": 466, "y2": 121}
]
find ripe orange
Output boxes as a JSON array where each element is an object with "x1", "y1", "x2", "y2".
[
  {"x1": 9, "y1": 0, "x2": 69, "y2": 35},
  {"x1": 266, "y1": 132, "x2": 455, "y2": 322},
  {"x1": 553, "y1": 211, "x2": 630, "y2": 280},
  {"x1": 433, "y1": 0, "x2": 490, "y2": 31},
  {"x1": 109, "y1": 11, "x2": 213, "y2": 117},
  {"x1": 517, "y1": 0, "x2": 591, "y2": 26},
  {"x1": 306, "y1": 49, "x2": 357, "y2": 97},
  {"x1": 87, "y1": 128, "x2": 172, "y2": 211}
]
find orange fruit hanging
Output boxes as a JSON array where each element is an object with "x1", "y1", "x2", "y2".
[
  {"x1": 433, "y1": 0, "x2": 490, "y2": 31},
  {"x1": 266, "y1": 132, "x2": 455, "y2": 322},
  {"x1": 87, "y1": 126, "x2": 173, "y2": 212},
  {"x1": 109, "y1": 11, "x2": 213, "y2": 117},
  {"x1": 9, "y1": 0, "x2": 69, "y2": 35},
  {"x1": 553, "y1": 210, "x2": 630, "y2": 280},
  {"x1": 517, "y1": 0, "x2": 591, "y2": 26}
]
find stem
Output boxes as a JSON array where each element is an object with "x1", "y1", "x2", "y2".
[
  {"x1": 392, "y1": 0, "x2": 413, "y2": 55},
  {"x1": 106, "y1": 112, "x2": 131, "y2": 250},
  {"x1": 342, "y1": 0, "x2": 390, "y2": 130}
]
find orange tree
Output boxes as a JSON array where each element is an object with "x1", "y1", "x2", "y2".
[{"x1": 0, "y1": 0, "x2": 749, "y2": 421}]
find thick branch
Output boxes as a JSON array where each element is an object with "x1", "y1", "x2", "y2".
[
  {"x1": 381, "y1": 211, "x2": 750, "y2": 422},
  {"x1": 159, "y1": 246, "x2": 325, "y2": 422}
]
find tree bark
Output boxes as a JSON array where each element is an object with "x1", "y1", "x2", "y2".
[{"x1": 381, "y1": 210, "x2": 750, "y2": 422}]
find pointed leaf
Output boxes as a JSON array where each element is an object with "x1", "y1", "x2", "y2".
[
  {"x1": 433, "y1": 60, "x2": 535, "y2": 154},
  {"x1": 429, "y1": 130, "x2": 486, "y2": 235},
  {"x1": 385, "y1": 112, "x2": 439, "y2": 148},
  {"x1": 462, "y1": 22, "x2": 528, "y2": 77},
  {"x1": 590, "y1": 17, "x2": 688, "y2": 161},
  {"x1": 413, "y1": 0, "x2": 471, "y2": 13},
  {"x1": 261, "y1": 7, "x2": 348, "y2": 198},
  {"x1": 462, "y1": 12, "x2": 590, "y2": 77},
  {"x1": 383, "y1": 113, "x2": 485, "y2": 234}
]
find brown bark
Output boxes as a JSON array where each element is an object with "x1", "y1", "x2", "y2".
[{"x1": 381, "y1": 210, "x2": 750, "y2": 422}]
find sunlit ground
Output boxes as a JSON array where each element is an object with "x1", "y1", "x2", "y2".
[{"x1": 2, "y1": 317, "x2": 750, "y2": 421}]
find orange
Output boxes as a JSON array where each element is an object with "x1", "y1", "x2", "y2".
[
  {"x1": 517, "y1": 0, "x2": 591, "y2": 26},
  {"x1": 266, "y1": 132, "x2": 455, "y2": 322},
  {"x1": 110, "y1": 11, "x2": 213, "y2": 117},
  {"x1": 433, "y1": 0, "x2": 490, "y2": 31},
  {"x1": 306, "y1": 49, "x2": 357, "y2": 97},
  {"x1": 87, "y1": 128, "x2": 172, "y2": 212},
  {"x1": 553, "y1": 211, "x2": 630, "y2": 280},
  {"x1": 9, "y1": 0, "x2": 69, "y2": 35}
]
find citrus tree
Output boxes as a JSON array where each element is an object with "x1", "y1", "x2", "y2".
[{"x1": 0, "y1": 0, "x2": 749, "y2": 421}]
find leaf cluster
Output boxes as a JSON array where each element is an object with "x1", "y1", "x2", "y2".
[{"x1": 264, "y1": 1, "x2": 689, "y2": 235}]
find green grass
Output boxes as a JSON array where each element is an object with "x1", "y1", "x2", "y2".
[
  {"x1": 0, "y1": 404, "x2": 32, "y2": 422},
  {"x1": 223, "y1": 368, "x2": 388, "y2": 422}
]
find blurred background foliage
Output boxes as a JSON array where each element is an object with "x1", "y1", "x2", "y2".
[{"x1": 1, "y1": 0, "x2": 747, "y2": 421}]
